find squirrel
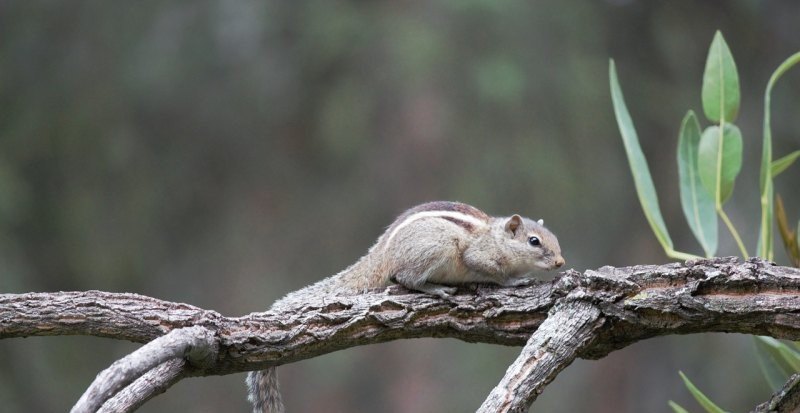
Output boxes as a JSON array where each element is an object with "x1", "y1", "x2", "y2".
[{"x1": 246, "y1": 201, "x2": 564, "y2": 413}]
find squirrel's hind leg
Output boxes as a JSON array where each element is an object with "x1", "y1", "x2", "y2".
[{"x1": 391, "y1": 266, "x2": 457, "y2": 298}]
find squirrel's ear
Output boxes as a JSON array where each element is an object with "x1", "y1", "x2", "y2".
[
  {"x1": 537, "y1": 219, "x2": 544, "y2": 225},
  {"x1": 505, "y1": 215, "x2": 523, "y2": 235}
]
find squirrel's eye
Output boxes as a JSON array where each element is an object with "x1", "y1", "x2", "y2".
[{"x1": 528, "y1": 236, "x2": 541, "y2": 246}]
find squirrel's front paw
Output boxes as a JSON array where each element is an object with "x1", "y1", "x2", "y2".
[{"x1": 503, "y1": 277, "x2": 536, "y2": 287}]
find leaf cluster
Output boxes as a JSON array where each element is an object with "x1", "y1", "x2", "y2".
[
  {"x1": 610, "y1": 31, "x2": 800, "y2": 413},
  {"x1": 610, "y1": 31, "x2": 800, "y2": 262}
]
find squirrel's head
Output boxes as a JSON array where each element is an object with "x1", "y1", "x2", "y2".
[{"x1": 497, "y1": 215, "x2": 564, "y2": 274}]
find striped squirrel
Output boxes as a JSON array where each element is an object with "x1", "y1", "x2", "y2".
[{"x1": 247, "y1": 201, "x2": 564, "y2": 413}]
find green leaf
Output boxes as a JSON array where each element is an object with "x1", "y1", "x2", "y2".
[
  {"x1": 778, "y1": 344, "x2": 800, "y2": 371},
  {"x1": 668, "y1": 401, "x2": 691, "y2": 413},
  {"x1": 698, "y1": 124, "x2": 743, "y2": 204},
  {"x1": 755, "y1": 336, "x2": 796, "y2": 390},
  {"x1": 772, "y1": 150, "x2": 800, "y2": 178},
  {"x1": 702, "y1": 31, "x2": 740, "y2": 123},
  {"x1": 754, "y1": 337, "x2": 800, "y2": 390},
  {"x1": 679, "y1": 371, "x2": 729, "y2": 413},
  {"x1": 609, "y1": 59, "x2": 674, "y2": 252},
  {"x1": 678, "y1": 111, "x2": 718, "y2": 257},
  {"x1": 759, "y1": 51, "x2": 800, "y2": 259}
]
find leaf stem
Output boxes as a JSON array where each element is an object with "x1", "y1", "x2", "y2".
[
  {"x1": 760, "y1": 187, "x2": 772, "y2": 259},
  {"x1": 718, "y1": 206, "x2": 749, "y2": 259},
  {"x1": 758, "y1": 52, "x2": 800, "y2": 260},
  {"x1": 666, "y1": 249, "x2": 703, "y2": 261}
]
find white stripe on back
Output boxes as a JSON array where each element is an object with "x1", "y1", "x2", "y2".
[{"x1": 383, "y1": 210, "x2": 488, "y2": 249}]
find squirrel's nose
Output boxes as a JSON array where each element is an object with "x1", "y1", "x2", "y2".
[{"x1": 554, "y1": 257, "x2": 565, "y2": 268}]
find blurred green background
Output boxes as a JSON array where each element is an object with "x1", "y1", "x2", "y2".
[{"x1": 1, "y1": 1, "x2": 799, "y2": 412}]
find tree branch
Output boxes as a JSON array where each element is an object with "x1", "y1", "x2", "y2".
[
  {"x1": 99, "y1": 359, "x2": 187, "y2": 413},
  {"x1": 752, "y1": 373, "x2": 800, "y2": 413},
  {"x1": 2, "y1": 257, "x2": 800, "y2": 411},
  {"x1": 477, "y1": 299, "x2": 603, "y2": 412},
  {"x1": 71, "y1": 326, "x2": 216, "y2": 413}
]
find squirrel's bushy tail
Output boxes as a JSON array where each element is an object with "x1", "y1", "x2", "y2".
[{"x1": 246, "y1": 368, "x2": 284, "y2": 413}]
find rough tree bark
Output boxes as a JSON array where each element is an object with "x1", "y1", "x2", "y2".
[{"x1": 2, "y1": 257, "x2": 800, "y2": 412}]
